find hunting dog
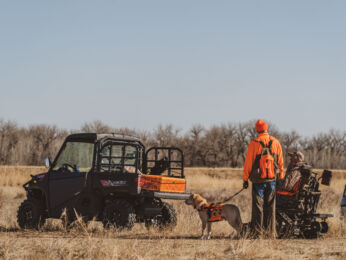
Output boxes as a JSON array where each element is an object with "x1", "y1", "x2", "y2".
[{"x1": 185, "y1": 194, "x2": 243, "y2": 239}]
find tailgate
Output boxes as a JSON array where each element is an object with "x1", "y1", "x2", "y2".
[{"x1": 140, "y1": 174, "x2": 186, "y2": 193}]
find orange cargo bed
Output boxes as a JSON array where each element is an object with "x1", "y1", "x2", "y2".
[{"x1": 140, "y1": 174, "x2": 186, "y2": 193}]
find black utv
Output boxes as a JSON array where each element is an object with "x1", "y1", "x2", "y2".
[{"x1": 17, "y1": 133, "x2": 190, "y2": 230}]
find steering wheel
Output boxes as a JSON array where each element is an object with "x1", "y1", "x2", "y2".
[{"x1": 60, "y1": 163, "x2": 77, "y2": 172}]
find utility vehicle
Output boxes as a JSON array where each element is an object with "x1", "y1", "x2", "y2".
[{"x1": 17, "y1": 133, "x2": 190, "y2": 230}]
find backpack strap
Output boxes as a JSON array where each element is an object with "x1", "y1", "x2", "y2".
[
  {"x1": 254, "y1": 136, "x2": 274, "y2": 157},
  {"x1": 259, "y1": 140, "x2": 265, "y2": 147},
  {"x1": 254, "y1": 136, "x2": 273, "y2": 148},
  {"x1": 268, "y1": 139, "x2": 273, "y2": 149}
]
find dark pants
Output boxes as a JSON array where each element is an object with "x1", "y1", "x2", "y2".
[{"x1": 251, "y1": 181, "x2": 276, "y2": 237}]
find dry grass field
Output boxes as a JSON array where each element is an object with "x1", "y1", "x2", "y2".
[{"x1": 0, "y1": 166, "x2": 345, "y2": 259}]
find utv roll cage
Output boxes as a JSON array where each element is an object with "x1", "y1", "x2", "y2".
[
  {"x1": 95, "y1": 138, "x2": 145, "y2": 174},
  {"x1": 53, "y1": 133, "x2": 185, "y2": 178},
  {"x1": 143, "y1": 147, "x2": 184, "y2": 178}
]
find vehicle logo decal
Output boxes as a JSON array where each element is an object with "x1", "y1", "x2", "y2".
[{"x1": 100, "y1": 180, "x2": 127, "y2": 187}]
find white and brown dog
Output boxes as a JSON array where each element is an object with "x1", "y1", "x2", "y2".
[{"x1": 185, "y1": 194, "x2": 243, "y2": 239}]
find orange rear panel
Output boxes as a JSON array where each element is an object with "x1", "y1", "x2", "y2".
[{"x1": 140, "y1": 175, "x2": 186, "y2": 193}]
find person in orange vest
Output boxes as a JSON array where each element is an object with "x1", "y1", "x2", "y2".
[{"x1": 243, "y1": 119, "x2": 284, "y2": 237}]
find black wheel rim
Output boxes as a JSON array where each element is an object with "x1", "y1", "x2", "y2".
[{"x1": 109, "y1": 210, "x2": 121, "y2": 226}]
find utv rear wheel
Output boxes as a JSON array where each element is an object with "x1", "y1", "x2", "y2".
[
  {"x1": 17, "y1": 199, "x2": 46, "y2": 229},
  {"x1": 149, "y1": 202, "x2": 177, "y2": 229},
  {"x1": 161, "y1": 203, "x2": 177, "y2": 228},
  {"x1": 144, "y1": 202, "x2": 177, "y2": 230},
  {"x1": 102, "y1": 199, "x2": 135, "y2": 230}
]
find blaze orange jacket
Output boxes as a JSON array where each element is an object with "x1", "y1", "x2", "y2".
[{"x1": 243, "y1": 132, "x2": 284, "y2": 182}]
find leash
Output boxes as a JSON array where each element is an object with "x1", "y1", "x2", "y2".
[{"x1": 217, "y1": 188, "x2": 245, "y2": 204}]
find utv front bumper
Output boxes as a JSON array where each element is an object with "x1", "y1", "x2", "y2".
[{"x1": 141, "y1": 190, "x2": 191, "y2": 200}]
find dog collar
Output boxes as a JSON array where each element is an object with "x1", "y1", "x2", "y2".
[{"x1": 196, "y1": 202, "x2": 207, "y2": 211}]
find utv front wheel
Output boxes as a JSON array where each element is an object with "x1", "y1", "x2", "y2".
[
  {"x1": 102, "y1": 199, "x2": 135, "y2": 230},
  {"x1": 17, "y1": 199, "x2": 46, "y2": 229}
]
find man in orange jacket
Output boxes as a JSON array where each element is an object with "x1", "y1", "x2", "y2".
[{"x1": 243, "y1": 119, "x2": 284, "y2": 237}]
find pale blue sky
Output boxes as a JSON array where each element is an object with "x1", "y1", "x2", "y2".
[{"x1": 1, "y1": 1, "x2": 345, "y2": 136}]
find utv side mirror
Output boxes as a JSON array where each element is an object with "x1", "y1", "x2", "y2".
[
  {"x1": 321, "y1": 170, "x2": 332, "y2": 186},
  {"x1": 45, "y1": 157, "x2": 51, "y2": 168}
]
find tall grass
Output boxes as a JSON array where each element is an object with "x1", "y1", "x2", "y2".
[
  {"x1": 0, "y1": 166, "x2": 46, "y2": 187},
  {"x1": 0, "y1": 166, "x2": 344, "y2": 259}
]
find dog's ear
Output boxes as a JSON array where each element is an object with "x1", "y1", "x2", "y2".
[
  {"x1": 193, "y1": 194, "x2": 198, "y2": 200},
  {"x1": 194, "y1": 194, "x2": 203, "y2": 202}
]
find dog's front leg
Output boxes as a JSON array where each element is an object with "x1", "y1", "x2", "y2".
[
  {"x1": 200, "y1": 220, "x2": 206, "y2": 239},
  {"x1": 206, "y1": 222, "x2": 212, "y2": 240}
]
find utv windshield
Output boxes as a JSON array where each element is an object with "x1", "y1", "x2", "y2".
[{"x1": 53, "y1": 141, "x2": 94, "y2": 172}]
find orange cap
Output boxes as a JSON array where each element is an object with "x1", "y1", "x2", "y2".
[{"x1": 256, "y1": 119, "x2": 268, "y2": 133}]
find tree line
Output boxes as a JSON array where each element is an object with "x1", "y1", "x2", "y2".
[{"x1": 0, "y1": 119, "x2": 345, "y2": 169}]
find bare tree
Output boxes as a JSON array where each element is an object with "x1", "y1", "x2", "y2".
[
  {"x1": 280, "y1": 130, "x2": 300, "y2": 164},
  {"x1": 185, "y1": 125, "x2": 205, "y2": 166},
  {"x1": 153, "y1": 124, "x2": 180, "y2": 147},
  {"x1": 27, "y1": 125, "x2": 66, "y2": 165},
  {"x1": 0, "y1": 119, "x2": 345, "y2": 169},
  {"x1": 0, "y1": 120, "x2": 19, "y2": 164},
  {"x1": 81, "y1": 120, "x2": 112, "y2": 133}
]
